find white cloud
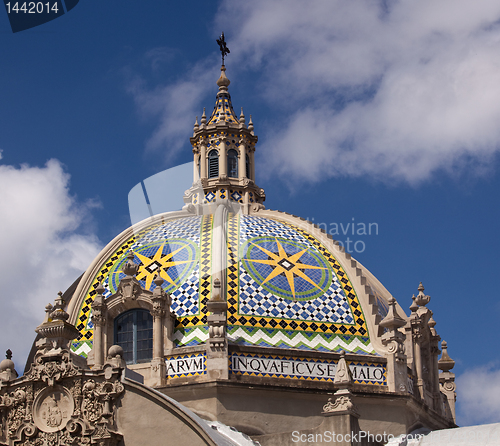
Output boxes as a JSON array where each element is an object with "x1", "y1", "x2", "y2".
[
  {"x1": 457, "y1": 364, "x2": 500, "y2": 426},
  {"x1": 214, "y1": 0, "x2": 500, "y2": 184},
  {"x1": 127, "y1": 59, "x2": 218, "y2": 161},
  {"x1": 0, "y1": 159, "x2": 101, "y2": 372}
]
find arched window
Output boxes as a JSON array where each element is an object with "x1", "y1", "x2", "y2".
[
  {"x1": 208, "y1": 149, "x2": 219, "y2": 178},
  {"x1": 245, "y1": 154, "x2": 250, "y2": 179},
  {"x1": 114, "y1": 309, "x2": 153, "y2": 364},
  {"x1": 227, "y1": 149, "x2": 238, "y2": 178}
]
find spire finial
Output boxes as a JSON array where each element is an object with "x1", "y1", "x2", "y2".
[
  {"x1": 216, "y1": 65, "x2": 230, "y2": 89},
  {"x1": 248, "y1": 115, "x2": 254, "y2": 133},
  {"x1": 438, "y1": 340, "x2": 455, "y2": 372},
  {"x1": 6, "y1": 349, "x2": 12, "y2": 360},
  {"x1": 216, "y1": 32, "x2": 230, "y2": 66},
  {"x1": 122, "y1": 250, "x2": 139, "y2": 277},
  {"x1": 415, "y1": 282, "x2": 430, "y2": 307}
]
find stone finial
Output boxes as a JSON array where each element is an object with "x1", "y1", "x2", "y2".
[
  {"x1": 105, "y1": 344, "x2": 126, "y2": 370},
  {"x1": 415, "y1": 282, "x2": 430, "y2": 307},
  {"x1": 96, "y1": 282, "x2": 105, "y2": 296},
  {"x1": 0, "y1": 349, "x2": 17, "y2": 382},
  {"x1": 154, "y1": 273, "x2": 164, "y2": 287},
  {"x1": 409, "y1": 294, "x2": 418, "y2": 313},
  {"x1": 438, "y1": 341, "x2": 455, "y2": 372},
  {"x1": 323, "y1": 351, "x2": 359, "y2": 417},
  {"x1": 216, "y1": 65, "x2": 231, "y2": 89},
  {"x1": 194, "y1": 116, "x2": 199, "y2": 132},
  {"x1": 201, "y1": 108, "x2": 207, "y2": 126},
  {"x1": 91, "y1": 282, "x2": 107, "y2": 325},
  {"x1": 122, "y1": 250, "x2": 139, "y2": 277},
  {"x1": 239, "y1": 107, "x2": 246, "y2": 125},
  {"x1": 334, "y1": 351, "x2": 353, "y2": 389},
  {"x1": 151, "y1": 273, "x2": 169, "y2": 318},
  {"x1": 248, "y1": 115, "x2": 254, "y2": 133},
  {"x1": 50, "y1": 291, "x2": 69, "y2": 322},
  {"x1": 43, "y1": 303, "x2": 53, "y2": 323},
  {"x1": 428, "y1": 316, "x2": 437, "y2": 336},
  {"x1": 35, "y1": 292, "x2": 80, "y2": 354},
  {"x1": 380, "y1": 297, "x2": 407, "y2": 330}
]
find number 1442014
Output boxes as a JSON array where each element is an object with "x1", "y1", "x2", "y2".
[{"x1": 5, "y1": 2, "x2": 59, "y2": 13}]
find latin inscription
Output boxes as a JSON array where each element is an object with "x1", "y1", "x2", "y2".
[
  {"x1": 230, "y1": 354, "x2": 386, "y2": 384},
  {"x1": 166, "y1": 354, "x2": 206, "y2": 378}
]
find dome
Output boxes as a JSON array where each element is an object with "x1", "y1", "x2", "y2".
[
  {"x1": 20, "y1": 52, "x2": 457, "y2": 443},
  {"x1": 0, "y1": 358, "x2": 15, "y2": 372},
  {"x1": 55, "y1": 60, "x2": 457, "y2": 440},
  {"x1": 69, "y1": 206, "x2": 396, "y2": 359}
]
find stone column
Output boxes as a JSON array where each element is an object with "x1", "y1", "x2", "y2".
[
  {"x1": 438, "y1": 340, "x2": 456, "y2": 423},
  {"x1": 428, "y1": 316, "x2": 442, "y2": 412},
  {"x1": 219, "y1": 134, "x2": 227, "y2": 178},
  {"x1": 150, "y1": 275, "x2": 168, "y2": 387},
  {"x1": 91, "y1": 284, "x2": 107, "y2": 369},
  {"x1": 411, "y1": 283, "x2": 432, "y2": 400},
  {"x1": 199, "y1": 136, "x2": 207, "y2": 180},
  {"x1": 412, "y1": 326, "x2": 424, "y2": 399},
  {"x1": 238, "y1": 139, "x2": 246, "y2": 179},
  {"x1": 380, "y1": 297, "x2": 408, "y2": 393}
]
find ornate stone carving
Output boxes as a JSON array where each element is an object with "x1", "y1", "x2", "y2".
[
  {"x1": 91, "y1": 284, "x2": 107, "y2": 328},
  {"x1": 207, "y1": 278, "x2": 227, "y2": 350},
  {"x1": 26, "y1": 350, "x2": 79, "y2": 387},
  {"x1": 116, "y1": 251, "x2": 142, "y2": 302},
  {"x1": 0, "y1": 296, "x2": 124, "y2": 446},
  {"x1": 33, "y1": 386, "x2": 74, "y2": 433},
  {"x1": 322, "y1": 395, "x2": 359, "y2": 414}
]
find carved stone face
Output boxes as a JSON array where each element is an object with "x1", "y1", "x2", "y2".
[{"x1": 33, "y1": 386, "x2": 74, "y2": 433}]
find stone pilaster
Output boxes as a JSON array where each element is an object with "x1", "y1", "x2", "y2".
[
  {"x1": 219, "y1": 134, "x2": 227, "y2": 178},
  {"x1": 238, "y1": 137, "x2": 247, "y2": 180},
  {"x1": 438, "y1": 340, "x2": 456, "y2": 423},
  {"x1": 206, "y1": 278, "x2": 228, "y2": 380},
  {"x1": 149, "y1": 275, "x2": 169, "y2": 387},
  {"x1": 91, "y1": 284, "x2": 108, "y2": 369},
  {"x1": 428, "y1": 316, "x2": 442, "y2": 412},
  {"x1": 199, "y1": 136, "x2": 207, "y2": 180},
  {"x1": 380, "y1": 297, "x2": 408, "y2": 393},
  {"x1": 321, "y1": 352, "x2": 366, "y2": 446},
  {"x1": 410, "y1": 283, "x2": 432, "y2": 400}
]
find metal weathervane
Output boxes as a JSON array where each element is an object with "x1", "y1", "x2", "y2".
[{"x1": 216, "y1": 32, "x2": 230, "y2": 65}]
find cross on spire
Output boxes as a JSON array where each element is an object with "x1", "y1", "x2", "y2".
[{"x1": 216, "y1": 32, "x2": 230, "y2": 65}]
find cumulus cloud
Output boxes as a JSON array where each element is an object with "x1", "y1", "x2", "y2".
[
  {"x1": 213, "y1": 0, "x2": 500, "y2": 184},
  {"x1": 127, "y1": 59, "x2": 218, "y2": 161},
  {"x1": 0, "y1": 159, "x2": 101, "y2": 371},
  {"x1": 457, "y1": 364, "x2": 500, "y2": 425}
]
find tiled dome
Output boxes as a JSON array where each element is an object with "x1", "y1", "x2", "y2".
[{"x1": 70, "y1": 211, "x2": 385, "y2": 358}]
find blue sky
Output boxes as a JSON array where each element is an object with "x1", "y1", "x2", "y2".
[{"x1": 0, "y1": 0, "x2": 499, "y2": 427}]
